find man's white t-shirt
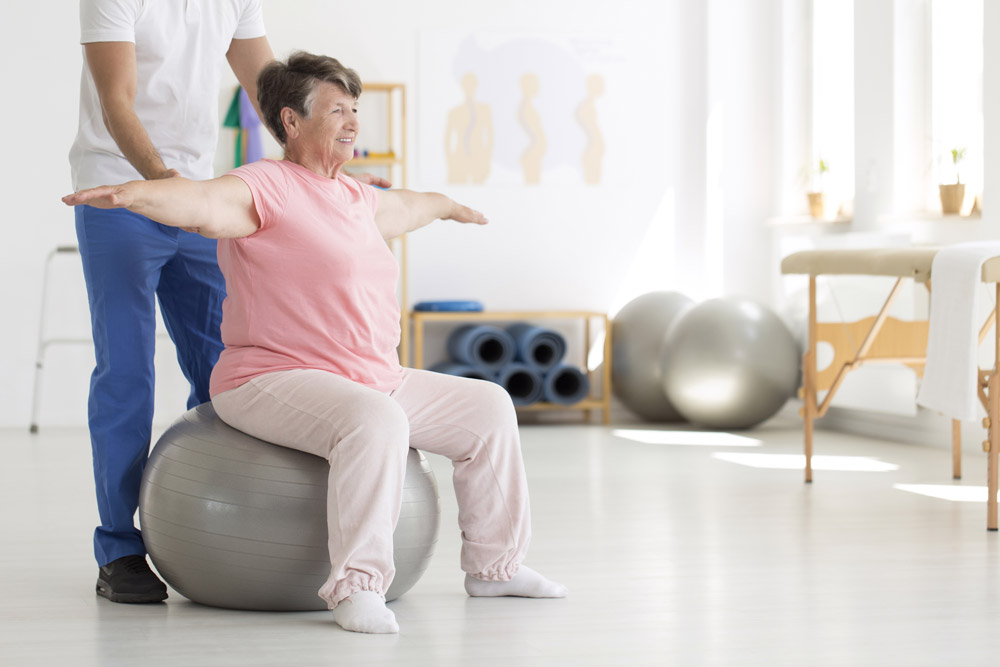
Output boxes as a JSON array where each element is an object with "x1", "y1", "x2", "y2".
[{"x1": 69, "y1": 0, "x2": 266, "y2": 190}]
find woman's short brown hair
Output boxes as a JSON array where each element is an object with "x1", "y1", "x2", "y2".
[{"x1": 256, "y1": 51, "x2": 363, "y2": 144}]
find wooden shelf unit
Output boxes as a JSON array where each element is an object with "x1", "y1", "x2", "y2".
[
  {"x1": 348, "y1": 82, "x2": 406, "y2": 182},
  {"x1": 349, "y1": 155, "x2": 401, "y2": 168},
  {"x1": 410, "y1": 310, "x2": 612, "y2": 424},
  {"x1": 347, "y1": 82, "x2": 411, "y2": 365}
]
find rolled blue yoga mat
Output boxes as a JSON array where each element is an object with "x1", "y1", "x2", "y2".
[
  {"x1": 495, "y1": 363, "x2": 544, "y2": 407},
  {"x1": 542, "y1": 365, "x2": 590, "y2": 405},
  {"x1": 429, "y1": 361, "x2": 491, "y2": 382},
  {"x1": 446, "y1": 325, "x2": 515, "y2": 373},
  {"x1": 506, "y1": 323, "x2": 567, "y2": 372}
]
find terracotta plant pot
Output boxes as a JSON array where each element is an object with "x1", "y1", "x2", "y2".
[
  {"x1": 939, "y1": 183, "x2": 966, "y2": 214},
  {"x1": 807, "y1": 192, "x2": 825, "y2": 219}
]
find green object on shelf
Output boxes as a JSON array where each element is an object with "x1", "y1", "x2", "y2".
[
  {"x1": 223, "y1": 87, "x2": 243, "y2": 167},
  {"x1": 223, "y1": 86, "x2": 263, "y2": 168}
]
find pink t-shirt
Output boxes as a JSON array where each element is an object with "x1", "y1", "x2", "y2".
[{"x1": 209, "y1": 159, "x2": 403, "y2": 396}]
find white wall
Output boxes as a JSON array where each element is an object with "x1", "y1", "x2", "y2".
[
  {"x1": 853, "y1": 0, "x2": 896, "y2": 229},
  {"x1": 1, "y1": 4, "x2": 102, "y2": 430},
  {"x1": 0, "y1": 0, "x2": 784, "y2": 428},
  {"x1": 985, "y1": 0, "x2": 1000, "y2": 224},
  {"x1": 710, "y1": 0, "x2": 780, "y2": 300}
]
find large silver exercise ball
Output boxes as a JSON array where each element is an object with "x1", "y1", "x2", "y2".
[
  {"x1": 612, "y1": 291, "x2": 695, "y2": 421},
  {"x1": 660, "y1": 297, "x2": 800, "y2": 429},
  {"x1": 138, "y1": 403, "x2": 440, "y2": 611}
]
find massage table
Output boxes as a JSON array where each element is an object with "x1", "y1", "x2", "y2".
[{"x1": 781, "y1": 247, "x2": 1000, "y2": 530}]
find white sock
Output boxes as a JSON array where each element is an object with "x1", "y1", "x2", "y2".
[
  {"x1": 332, "y1": 591, "x2": 399, "y2": 634},
  {"x1": 464, "y1": 565, "x2": 568, "y2": 598}
]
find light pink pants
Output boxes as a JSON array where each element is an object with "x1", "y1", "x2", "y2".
[{"x1": 211, "y1": 367, "x2": 531, "y2": 608}]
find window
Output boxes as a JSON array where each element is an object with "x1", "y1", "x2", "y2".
[
  {"x1": 811, "y1": 0, "x2": 854, "y2": 214},
  {"x1": 931, "y1": 0, "x2": 983, "y2": 212}
]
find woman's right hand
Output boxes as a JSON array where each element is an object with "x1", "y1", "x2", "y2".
[{"x1": 62, "y1": 183, "x2": 135, "y2": 210}]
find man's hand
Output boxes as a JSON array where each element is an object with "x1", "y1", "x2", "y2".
[{"x1": 353, "y1": 172, "x2": 392, "y2": 189}]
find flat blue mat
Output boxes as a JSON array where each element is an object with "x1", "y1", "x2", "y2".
[{"x1": 414, "y1": 300, "x2": 484, "y2": 312}]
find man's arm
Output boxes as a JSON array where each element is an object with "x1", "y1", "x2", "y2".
[
  {"x1": 85, "y1": 41, "x2": 177, "y2": 181},
  {"x1": 226, "y1": 35, "x2": 275, "y2": 137},
  {"x1": 374, "y1": 190, "x2": 487, "y2": 240}
]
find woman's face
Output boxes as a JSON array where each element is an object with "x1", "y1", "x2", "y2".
[{"x1": 295, "y1": 81, "x2": 359, "y2": 164}]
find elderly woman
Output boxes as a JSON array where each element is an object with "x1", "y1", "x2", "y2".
[{"x1": 63, "y1": 52, "x2": 565, "y2": 634}]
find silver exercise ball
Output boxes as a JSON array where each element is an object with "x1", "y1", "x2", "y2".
[
  {"x1": 660, "y1": 297, "x2": 800, "y2": 429},
  {"x1": 138, "y1": 403, "x2": 440, "y2": 611},
  {"x1": 612, "y1": 291, "x2": 695, "y2": 421}
]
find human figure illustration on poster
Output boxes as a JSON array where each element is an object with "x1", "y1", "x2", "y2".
[
  {"x1": 444, "y1": 72, "x2": 494, "y2": 184},
  {"x1": 577, "y1": 74, "x2": 605, "y2": 185},
  {"x1": 518, "y1": 73, "x2": 546, "y2": 185},
  {"x1": 426, "y1": 34, "x2": 618, "y2": 186}
]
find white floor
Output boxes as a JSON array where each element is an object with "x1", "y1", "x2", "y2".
[{"x1": 3, "y1": 414, "x2": 1000, "y2": 666}]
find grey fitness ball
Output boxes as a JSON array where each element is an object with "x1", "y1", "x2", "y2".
[
  {"x1": 612, "y1": 291, "x2": 695, "y2": 421},
  {"x1": 139, "y1": 403, "x2": 440, "y2": 611},
  {"x1": 660, "y1": 297, "x2": 800, "y2": 430}
]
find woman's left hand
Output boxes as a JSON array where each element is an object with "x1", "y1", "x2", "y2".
[{"x1": 448, "y1": 202, "x2": 488, "y2": 225}]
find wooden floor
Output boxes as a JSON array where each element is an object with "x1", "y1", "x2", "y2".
[{"x1": 3, "y1": 414, "x2": 1000, "y2": 666}]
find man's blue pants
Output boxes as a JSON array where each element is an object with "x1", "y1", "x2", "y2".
[{"x1": 75, "y1": 205, "x2": 225, "y2": 567}]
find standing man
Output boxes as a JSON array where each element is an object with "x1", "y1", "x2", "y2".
[{"x1": 67, "y1": 0, "x2": 276, "y2": 604}]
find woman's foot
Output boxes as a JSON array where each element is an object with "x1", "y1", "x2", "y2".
[
  {"x1": 332, "y1": 591, "x2": 399, "y2": 634},
  {"x1": 465, "y1": 565, "x2": 568, "y2": 598}
]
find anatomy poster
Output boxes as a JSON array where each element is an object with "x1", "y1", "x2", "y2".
[{"x1": 418, "y1": 32, "x2": 622, "y2": 187}]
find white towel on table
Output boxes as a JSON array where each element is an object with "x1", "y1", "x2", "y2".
[{"x1": 916, "y1": 241, "x2": 1000, "y2": 421}]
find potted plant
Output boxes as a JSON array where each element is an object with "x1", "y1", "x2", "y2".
[
  {"x1": 806, "y1": 158, "x2": 829, "y2": 219},
  {"x1": 940, "y1": 148, "x2": 966, "y2": 215}
]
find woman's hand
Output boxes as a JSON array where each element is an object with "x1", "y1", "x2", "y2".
[
  {"x1": 447, "y1": 202, "x2": 488, "y2": 225},
  {"x1": 61, "y1": 175, "x2": 260, "y2": 239},
  {"x1": 61, "y1": 165, "x2": 180, "y2": 209},
  {"x1": 62, "y1": 184, "x2": 136, "y2": 210},
  {"x1": 375, "y1": 189, "x2": 487, "y2": 238}
]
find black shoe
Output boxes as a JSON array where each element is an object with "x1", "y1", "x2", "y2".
[{"x1": 96, "y1": 555, "x2": 168, "y2": 603}]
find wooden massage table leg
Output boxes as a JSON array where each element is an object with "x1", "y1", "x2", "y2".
[
  {"x1": 990, "y1": 283, "x2": 1000, "y2": 531},
  {"x1": 802, "y1": 276, "x2": 818, "y2": 483},
  {"x1": 952, "y1": 420, "x2": 961, "y2": 480}
]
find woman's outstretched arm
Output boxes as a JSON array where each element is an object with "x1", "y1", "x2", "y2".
[
  {"x1": 62, "y1": 175, "x2": 260, "y2": 239},
  {"x1": 374, "y1": 189, "x2": 487, "y2": 240}
]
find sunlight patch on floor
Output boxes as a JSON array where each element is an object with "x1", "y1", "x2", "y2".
[
  {"x1": 612, "y1": 428, "x2": 762, "y2": 447},
  {"x1": 894, "y1": 484, "x2": 997, "y2": 503},
  {"x1": 712, "y1": 452, "x2": 899, "y2": 471}
]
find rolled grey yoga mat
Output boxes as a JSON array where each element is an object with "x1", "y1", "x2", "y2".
[
  {"x1": 543, "y1": 364, "x2": 590, "y2": 405},
  {"x1": 506, "y1": 323, "x2": 567, "y2": 372},
  {"x1": 446, "y1": 325, "x2": 515, "y2": 373},
  {"x1": 495, "y1": 362, "x2": 544, "y2": 406},
  {"x1": 429, "y1": 361, "x2": 492, "y2": 381}
]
